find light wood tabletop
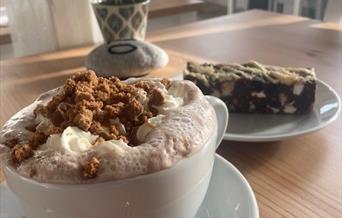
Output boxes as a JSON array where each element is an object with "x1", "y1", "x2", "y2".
[{"x1": 0, "y1": 10, "x2": 341, "y2": 217}]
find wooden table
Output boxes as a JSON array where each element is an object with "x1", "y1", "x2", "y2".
[
  {"x1": 149, "y1": 0, "x2": 205, "y2": 18},
  {"x1": 0, "y1": 10, "x2": 341, "y2": 217}
]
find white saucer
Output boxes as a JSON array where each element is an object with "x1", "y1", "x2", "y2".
[
  {"x1": 195, "y1": 154, "x2": 258, "y2": 218},
  {"x1": 224, "y1": 79, "x2": 341, "y2": 142},
  {"x1": 0, "y1": 154, "x2": 258, "y2": 218},
  {"x1": 0, "y1": 180, "x2": 23, "y2": 218}
]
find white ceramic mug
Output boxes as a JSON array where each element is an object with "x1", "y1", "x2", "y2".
[{"x1": 4, "y1": 95, "x2": 228, "y2": 218}]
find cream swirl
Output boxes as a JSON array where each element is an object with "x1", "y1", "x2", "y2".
[
  {"x1": 151, "y1": 83, "x2": 184, "y2": 113},
  {"x1": 43, "y1": 127, "x2": 97, "y2": 154},
  {"x1": 42, "y1": 126, "x2": 128, "y2": 158},
  {"x1": 136, "y1": 114, "x2": 166, "y2": 142}
]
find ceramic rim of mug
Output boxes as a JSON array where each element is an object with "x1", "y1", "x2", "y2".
[{"x1": 92, "y1": 0, "x2": 150, "y2": 7}]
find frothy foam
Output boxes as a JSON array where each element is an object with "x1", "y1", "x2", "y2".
[{"x1": 0, "y1": 80, "x2": 216, "y2": 184}]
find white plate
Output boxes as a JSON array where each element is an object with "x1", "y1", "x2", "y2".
[
  {"x1": 0, "y1": 154, "x2": 258, "y2": 218},
  {"x1": 224, "y1": 79, "x2": 341, "y2": 142},
  {"x1": 195, "y1": 154, "x2": 258, "y2": 218}
]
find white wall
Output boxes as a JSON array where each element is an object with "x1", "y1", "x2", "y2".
[{"x1": 6, "y1": 0, "x2": 103, "y2": 57}]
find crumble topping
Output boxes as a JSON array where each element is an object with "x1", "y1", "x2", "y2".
[
  {"x1": 81, "y1": 157, "x2": 100, "y2": 179},
  {"x1": 11, "y1": 144, "x2": 33, "y2": 164},
  {"x1": 185, "y1": 60, "x2": 316, "y2": 114},
  {"x1": 33, "y1": 71, "x2": 167, "y2": 141},
  {"x1": 3, "y1": 71, "x2": 173, "y2": 176}
]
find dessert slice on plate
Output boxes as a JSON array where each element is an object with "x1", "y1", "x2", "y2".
[
  {"x1": 184, "y1": 60, "x2": 340, "y2": 142},
  {"x1": 184, "y1": 61, "x2": 316, "y2": 114}
]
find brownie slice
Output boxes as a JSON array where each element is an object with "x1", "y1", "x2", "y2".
[{"x1": 184, "y1": 61, "x2": 316, "y2": 114}]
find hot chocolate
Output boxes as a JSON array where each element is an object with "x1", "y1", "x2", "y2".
[{"x1": 0, "y1": 71, "x2": 216, "y2": 183}]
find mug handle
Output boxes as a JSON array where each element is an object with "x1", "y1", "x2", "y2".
[{"x1": 205, "y1": 96, "x2": 229, "y2": 149}]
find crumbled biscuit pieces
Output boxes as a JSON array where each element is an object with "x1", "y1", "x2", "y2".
[
  {"x1": 134, "y1": 78, "x2": 171, "y2": 92},
  {"x1": 148, "y1": 89, "x2": 165, "y2": 115},
  {"x1": 161, "y1": 78, "x2": 172, "y2": 89},
  {"x1": 6, "y1": 131, "x2": 48, "y2": 164},
  {"x1": 35, "y1": 70, "x2": 169, "y2": 145},
  {"x1": 150, "y1": 89, "x2": 165, "y2": 106},
  {"x1": 6, "y1": 70, "x2": 171, "y2": 178},
  {"x1": 11, "y1": 144, "x2": 33, "y2": 164},
  {"x1": 81, "y1": 157, "x2": 100, "y2": 179},
  {"x1": 30, "y1": 132, "x2": 48, "y2": 149}
]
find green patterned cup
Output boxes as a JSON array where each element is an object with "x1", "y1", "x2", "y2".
[{"x1": 92, "y1": 0, "x2": 150, "y2": 42}]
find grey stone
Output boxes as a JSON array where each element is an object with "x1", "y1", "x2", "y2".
[{"x1": 85, "y1": 40, "x2": 169, "y2": 78}]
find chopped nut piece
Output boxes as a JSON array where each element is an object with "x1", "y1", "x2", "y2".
[
  {"x1": 149, "y1": 88, "x2": 165, "y2": 106},
  {"x1": 82, "y1": 157, "x2": 100, "y2": 179},
  {"x1": 161, "y1": 78, "x2": 172, "y2": 89},
  {"x1": 30, "y1": 132, "x2": 48, "y2": 149},
  {"x1": 11, "y1": 144, "x2": 33, "y2": 164},
  {"x1": 47, "y1": 126, "x2": 63, "y2": 135}
]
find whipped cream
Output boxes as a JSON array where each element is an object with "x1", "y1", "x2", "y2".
[
  {"x1": 154, "y1": 94, "x2": 184, "y2": 113},
  {"x1": 136, "y1": 114, "x2": 166, "y2": 142},
  {"x1": 95, "y1": 140, "x2": 127, "y2": 157},
  {"x1": 42, "y1": 127, "x2": 97, "y2": 154},
  {"x1": 151, "y1": 83, "x2": 184, "y2": 113},
  {"x1": 41, "y1": 126, "x2": 129, "y2": 158}
]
